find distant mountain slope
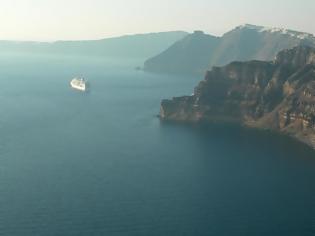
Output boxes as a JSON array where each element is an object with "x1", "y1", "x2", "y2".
[
  {"x1": 144, "y1": 24, "x2": 315, "y2": 75},
  {"x1": 0, "y1": 31, "x2": 188, "y2": 58},
  {"x1": 144, "y1": 31, "x2": 220, "y2": 74},
  {"x1": 210, "y1": 24, "x2": 315, "y2": 66}
]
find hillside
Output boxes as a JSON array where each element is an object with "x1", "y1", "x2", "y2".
[
  {"x1": 160, "y1": 46, "x2": 315, "y2": 148},
  {"x1": 0, "y1": 31, "x2": 188, "y2": 58},
  {"x1": 144, "y1": 31, "x2": 220, "y2": 74},
  {"x1": 144, "y1": 24, "x2": 315, "y2": 75}
]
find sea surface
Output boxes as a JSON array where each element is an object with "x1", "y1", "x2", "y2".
[{"x1": 1, "y1": 53, "x2": 315, "y2": 236}]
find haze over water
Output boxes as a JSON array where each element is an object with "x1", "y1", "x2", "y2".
[{"x1": 1, "y1": 53, "x2": 315, "y2": 235}]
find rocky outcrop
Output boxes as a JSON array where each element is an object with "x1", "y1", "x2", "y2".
[
  {"x1": 144, "y1": 24, "x2": 315, "y2": 75},
  {"x1": 144, "y1": 31, "x2": 220, "y2": 75},
  {"x1": 160, "y1": 46, "x2": 315, "y2": 148}
]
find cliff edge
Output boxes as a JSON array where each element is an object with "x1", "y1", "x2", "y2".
[{"x1": 160, "y1": 46, "x2": 315, "y2": 148}]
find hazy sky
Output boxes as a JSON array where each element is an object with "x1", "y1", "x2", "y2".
[{"x1": 0, "y1": 0, "x2": 314, "y2": 41}]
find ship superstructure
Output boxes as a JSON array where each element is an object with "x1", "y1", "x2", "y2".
[{"x1": 70, "y1": 77, "x2": 86, "y2": 91}]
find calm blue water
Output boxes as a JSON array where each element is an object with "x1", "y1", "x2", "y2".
[{"x1": 1, "y1": 53, "x2": 315, "y2": 236}]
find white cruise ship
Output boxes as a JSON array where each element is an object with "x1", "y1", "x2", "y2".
[{"x1": 70, "y1": 77, "x2": 86, "y2": 91}]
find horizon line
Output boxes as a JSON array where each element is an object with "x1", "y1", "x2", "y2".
[{"x1": 0, "y1": 23, "x2": 314, "y2": 43}]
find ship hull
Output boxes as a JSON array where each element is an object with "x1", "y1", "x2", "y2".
[{"x1": 70, "y1": 79, "x2": 86, "y2": 92}]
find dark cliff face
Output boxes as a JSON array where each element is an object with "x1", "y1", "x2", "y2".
[
  {"x1": 144, "y1": 24, "x2": 315, "y2": 75},
  {"x1": 275, "y1": 46, "x2": 315, "y2": 68},
  {"x1": 160, "y1": 46, "x2": 315, "y2": 148}
]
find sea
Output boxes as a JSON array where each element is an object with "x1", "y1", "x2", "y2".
[{"x1": 1, "y1": 53, "x2": 315, "y2": 236}]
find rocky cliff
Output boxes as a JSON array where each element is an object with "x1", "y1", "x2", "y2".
[
  {"x1": 144, "y1": 24, "x2": 315, "y2": 75},
  {"x1": 160, "y1": 46, "x2": 315, "y2": 148},
  {"x1": 144, "y1": 31, "x2": 220, "y2": 74}
]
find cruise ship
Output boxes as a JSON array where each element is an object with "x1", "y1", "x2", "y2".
[{"x1": 70, "y1": 77, "x2": 87, "y2": 91}]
